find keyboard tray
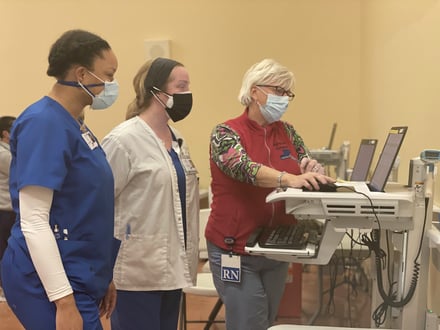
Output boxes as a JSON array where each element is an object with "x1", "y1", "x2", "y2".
[
  {"x1": 259, "y1": 225, "x2": 307, "y2": 249},
  {"x1": 246, "y1": 220, "x2": 323, "y2": 250}
]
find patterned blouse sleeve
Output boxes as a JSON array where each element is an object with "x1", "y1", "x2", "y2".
[
  {"x1": 283, "y1": 122, "x2": 311, "y2": 161},
  {"x1": 210, "y1": 123, "x2": 261, "y2": 185}
]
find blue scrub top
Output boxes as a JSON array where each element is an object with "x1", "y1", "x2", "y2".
[
  {"x1": 8, "y1": 96, "x2": 120, "y2": 299},
  {"x1": 168, "y1": 144, "x2": 187, "y2": 245}
]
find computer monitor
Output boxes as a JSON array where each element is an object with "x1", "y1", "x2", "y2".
[
  {"x1": 368, "y1": 126, "x2": 408, "y2": 192},
  {"x1": 350, "y1": 139, "x2": 378, "y2": 181}
]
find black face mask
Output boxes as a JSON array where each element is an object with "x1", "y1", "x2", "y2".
[{"x1": 165, "y1": 92, "x2": 193, "y2": 122}]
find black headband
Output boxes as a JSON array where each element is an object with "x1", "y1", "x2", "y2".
[{"x1": 143, "y1": 57, "x2": 182, "y2": 92}]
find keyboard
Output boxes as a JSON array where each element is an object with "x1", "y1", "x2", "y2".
[{"x1": 246, "y1": 220, "x2": 323, "y2": 250}]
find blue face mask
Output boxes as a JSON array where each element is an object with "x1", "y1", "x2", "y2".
[
  {"x1": 259, "y1": 93, "x2": 290, "y2": 123},
  {"x1": 79, "y1": 71, "x2": 119, "y2": 110},
  {"x1": 57, "y1": 71, "x2": 119, "y2": 110}
]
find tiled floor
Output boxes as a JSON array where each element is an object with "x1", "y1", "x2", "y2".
[{"x1": 0, "y1": 262, "x2": 372, "y2": 330}]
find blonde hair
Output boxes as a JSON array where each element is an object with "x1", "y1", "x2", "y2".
[
  {"x1": 238, "y1": 59, "x2": 295, "y2": 106},
  {"x1": 126, "y1": 60, "x2": 154, "y2": 120}
]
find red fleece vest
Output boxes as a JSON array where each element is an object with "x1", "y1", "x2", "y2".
[{"x1": 206, "y1": 110, "x2": 303, "y2": 254}]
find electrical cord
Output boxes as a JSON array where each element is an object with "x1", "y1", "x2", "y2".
[
  {"x1": 323, "y1": 240, "x2": 367, "y2": 323},
  {"x1": 344, "y1": 230, "x2": 372, "y2": 260},
  {"x1": 325, "y1": 254, "x2": 339, "y2": 315},
  {"x1": 337, "y1": 186, "x2": 428, "y2": 327}
]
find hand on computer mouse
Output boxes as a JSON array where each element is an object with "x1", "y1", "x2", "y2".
[
  {"x1": 283, "y1": 171, "x2": 335, "y2": 191},
  {"x1": 298, "y1": 172, "x2": 336, "y2": 191},
  {"x1": 301, "y1": 182, "x2": 338, "y2": 192}
]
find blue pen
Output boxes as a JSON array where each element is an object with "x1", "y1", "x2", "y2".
[
  {"x1": 126, "y1": 224, "x2": 131, "y2": 239},
  {"x1": 54, "y1": 225, "x2": 61, "y2": 240}
]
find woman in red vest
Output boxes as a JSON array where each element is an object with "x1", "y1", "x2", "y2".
[{"x1": 205, "y1": 58, "x2": 335, "y2": 330}]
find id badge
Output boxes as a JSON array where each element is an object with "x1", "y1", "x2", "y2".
[
  {"x1": 181, "y1": 157, "x2": 198, "y2": 175},
  {"x1": 221, "y1": 254, "x2": 241, "y2": 283},
  {"x1": 82, "y1": 131, "x2": 98, "y2": 150}
]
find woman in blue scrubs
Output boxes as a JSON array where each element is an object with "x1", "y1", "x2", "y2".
[{"x1": 0, "y1": 29, "x2": 120, "y2": 330}]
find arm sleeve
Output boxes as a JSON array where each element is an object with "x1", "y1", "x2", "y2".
[
  {"x1": 20, "y1": 185, "x2": 73, "y2": 302},
  {"x1": 101, "y1": 135, "x2": 131, "y2": 198},
  {"x1": 210, "y1": 124, "x2": 261, "y2": 185},
  {"x1": 282, "y1": 122, "x2": 310, "y2": 161}
]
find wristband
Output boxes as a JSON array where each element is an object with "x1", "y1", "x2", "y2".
[{"x1": 277, "y1": 171, "x2": 286, "y2": 188}]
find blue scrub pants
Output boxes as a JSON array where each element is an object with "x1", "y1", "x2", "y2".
[
  {"x1": 0, "y1": 210, "x2": 15, "y2": 283},
  {"x1": 111, "y1": 289, "x2": 182, "y2": 330},
  {"x1": 207, "y1": 240, "x2": 289, "y2": 330},
  {"x1": 1, "y1": 247, "x2": 103, "y2": 330}
]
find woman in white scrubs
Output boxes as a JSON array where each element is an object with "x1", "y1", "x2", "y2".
[{"x1": 102, "y1": 57, "x2": 199, "y2": 330}]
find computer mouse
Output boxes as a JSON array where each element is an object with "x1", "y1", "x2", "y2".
[{"x1": 302, "y1": 182, "x2": 338, "y2": 192}]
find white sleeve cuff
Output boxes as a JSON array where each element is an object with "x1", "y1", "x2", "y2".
[{"x1": 20, "y1": 185, "x2": 73, "y2": 302}]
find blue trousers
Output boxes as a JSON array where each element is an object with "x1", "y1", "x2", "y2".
[
  {"x1": 0, "y1": 210, "x2": 15, "y2": 283},
  {"x1": 111, "y1": 289, "x2": 182, "y2": 330},
  {"x1": 1, "y1": 246, "x2": 103, "y2": 330},
  {"x1": 207, "y1": 240, "x2": 289, "y2": 330}
]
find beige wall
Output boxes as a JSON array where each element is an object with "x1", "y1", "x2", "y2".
[
  {"x1": 1, "y1": 0, "x2": 438, "y2": 195},
  {"x1": 362, "y1": 1, "x2": 440, "y2": 199},
  {"x1": 361, "y1": 0, "x2": 440, "y2": 314},
  {"x1": 0, "y1": 0, "x2": 362, "y2": 189}
]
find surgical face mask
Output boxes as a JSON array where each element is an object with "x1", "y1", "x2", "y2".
[
  {"x1": 152, "y1": 88, "x2": 193, "y2": 122},
  {"x1": 258, "y1": 93, "x2": 289, "y2": 123},
  {"x1": 79, "y1": 71, "x2": 119, "y2": 110}
]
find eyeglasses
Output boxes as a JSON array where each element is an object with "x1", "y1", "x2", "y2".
[{"x1": 256, "y1": 85, "x2": 295, "y2": 101}]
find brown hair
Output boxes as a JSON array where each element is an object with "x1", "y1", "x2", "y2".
[{"x1": 126, "y1": 57, "x2": 182, "y2": 119}]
